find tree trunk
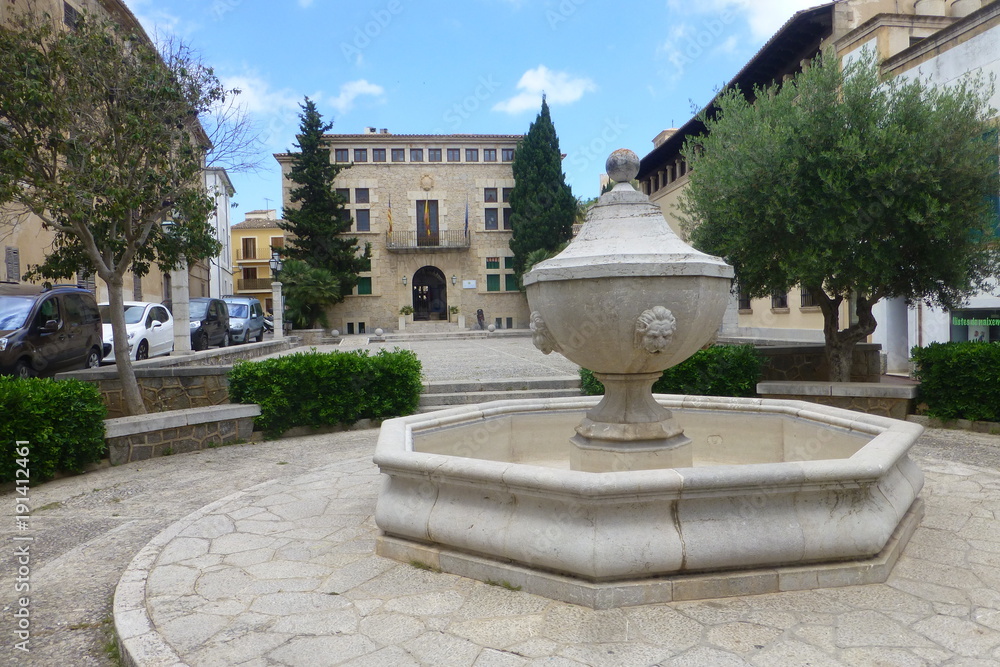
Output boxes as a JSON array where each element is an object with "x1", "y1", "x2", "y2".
[
  {"x1": 105, "y1": 278, "x2": 147, "y2": 415},
  {"x1": 813, "y1": 289, "x2": 879, "y2": 383}
]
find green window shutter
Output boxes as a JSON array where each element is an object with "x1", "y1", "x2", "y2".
[
  {"x1": 504, "y1": 256, "x2": 514, "y2": 269},
  {"x1": 486, "y1": 274, "x2": 500, "y2": 292},
  {"x1": 504, "y1": 274, "x2": 518, "y2": 291},
  {"x1": 486, "y1": 257, "x2": 500, "y2": 269},
  {"x1": 357, "y1": 277, "x2": 372, "y2": 295}
]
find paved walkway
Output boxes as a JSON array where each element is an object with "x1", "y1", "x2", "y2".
[{"x1": 2, "y1": 336, "x2": 1000, "y2": 666}]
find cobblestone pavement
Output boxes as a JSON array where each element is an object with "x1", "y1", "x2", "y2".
[{"x1": 2, "y1": 334, "x2": 1000, "y2": 666}]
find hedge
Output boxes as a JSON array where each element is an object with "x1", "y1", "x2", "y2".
[
  {"x1": 581, "y1": 344, "x2": 762, "y2": 398},
  {"x1": 228, "y1": 348, "x2": 423, "y2": 437},
  {"x1": 911, "y1": 342, "x2": 1000, "y2": 422},
  {"x1": 1, "y1": 377, "x2": 107, "y2": 483}
]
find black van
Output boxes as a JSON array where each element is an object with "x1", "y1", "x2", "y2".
[{"x1": 0, "y1": 284, "x2": 104, "y2": 378}]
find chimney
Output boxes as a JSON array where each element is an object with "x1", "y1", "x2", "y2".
[
  {"x1": 380, "y1": 128, "x2": 389, "y2": 134},
  {"x1": 364, "y1": 126, "x2": 377, "y2": 134},
  {"x1": 652, "y1": 129, "x2": 678, "y2": 148}
]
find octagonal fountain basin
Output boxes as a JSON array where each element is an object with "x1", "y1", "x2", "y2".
[{"x1": 374, "y1": 395, "x2": 924, "y2": 608}]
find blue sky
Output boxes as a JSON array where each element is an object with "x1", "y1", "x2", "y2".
[{"x1": 122, "y1": 0, "x2": 825, "y2": 216}]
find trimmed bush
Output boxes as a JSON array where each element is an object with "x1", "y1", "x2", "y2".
[
  {"x1": 911, "y1": 342, "x2": 1000, "y2": 422},
  {"x1": 1, "y1": 377, "x2": 107, "y2": 483},
  {"x1": 581, "y1": 344, "x2": 762, "y2": 398},
  {"x1": 228, "y1": 348, "x2": 423, "y2": 436}
]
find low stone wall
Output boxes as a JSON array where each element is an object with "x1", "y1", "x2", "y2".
[
  {"x1": 60, "y1": 339, "x2": 298, "y2": 418},
  {"x1": 757, "y1": 381, "x2": 917, "y2": 420},
  {"x1": 64, "y1": 366, "x2": 231, "y2": 418},
  {"x1": 104, "y1": 404, "x2": 260, "y2": 465},
  {"x1": 756, "y1": 343, "x2": 882, "y2": 383}
]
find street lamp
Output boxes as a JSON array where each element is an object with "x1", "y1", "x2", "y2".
[
  {"x1": 162, "y1": 218, "x2": 193, "y2": 355},
  {"x1": 269, "y1": 251, "x2": 284, "y2": 340}
]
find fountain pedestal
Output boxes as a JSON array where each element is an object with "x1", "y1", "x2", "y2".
[{"x1": 570, "y1": 372, "x2": 692, "y2": 471}]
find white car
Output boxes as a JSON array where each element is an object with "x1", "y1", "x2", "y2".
[{"x1": 98, "y1": 301, "x2": 174, "y2": 361}]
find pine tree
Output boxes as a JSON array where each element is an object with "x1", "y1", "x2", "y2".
[
  {"x1": 508, "y1": 97, "x2": 576, "y2": 281},
  {"x1": 279, "y1": 98, "x2": 370, "y2": 305}
]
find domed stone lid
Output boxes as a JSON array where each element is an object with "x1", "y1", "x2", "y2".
[{"x1": 522, "y1": 149, "x2": 733, "y2": 286}]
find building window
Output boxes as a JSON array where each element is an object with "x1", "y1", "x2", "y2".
[
  {"x1": 133, "y1": 273, "x2": 143, "y2": 300},
  {"x1": 76, "y1": 269, "x2": 96, "y2": 292},
  {"x1": 486, "y1": 257, "x2": 500, "y2": 270},
  {"x1": 357, "y1": 277, "x2": 372, "y2": 295},
  {"x1": 334, "y1": 148, "x2": 349, "y2": 162},
  {"x1": 738, "y1": 288, "x2": 752, "y2": 311},
  {"x1": 466, "y1": 149, "x2": 479, "y2": 162},
  {"x1": 354, "y1": 148, "x2": 368, "y2": 162},
  {"x1": 502, "y1": 148, "x2": 515, "y2": 162},
  {"x1": 503, "y1": 208, "x2": 512, "y2": 230},
  {"x1": 486, "y1": 274, "x2": 501, "y2": 292},
  {"x1": 373, "y1": 148, "x2": 386, "y2": 162},
  {"x1": 410, "y1": 148, "x2": 423, "y2": 162},
  {"x1": 771, "y1": 290, "x2": 788, "y2": 309},
  {"x1": 484, "y1": 149, "x2": 497, "y2": 162},
  {"x1": 484, "y1": 188, "x2": 498, "y2": 203},
  {"x1": 484, "y1": 208, "x2": 499, "y2": 230},
  {"x1": 336, "y1": 188, "x2": 350, "y2": 203},
  {"x1": 447, "y1": 148, "x2": 461, "y2": 162},
  {"x1": 391, "y1": 148, "x2": 405, "y2": 162},
  {"x1": 355, "y1": 188, "x2": 369, "y2": 203},
  {"x1": 428, "y1": 148, "x2": 442, "y2": 162},
  {"x1": 504, "y1": 256, "x2": 514, "y2": 269},
  {"x1": 63, "y1": 2, "x2": 80, "y2": 29},
  {"x1": 800, "y1": 288, "x2": 817, "y2": 308},
  {"x1": 242, "y1": 267, "x2": 258, "y2": 280},
  {"x1": 505, "y1": 274, "x2": 518, "y2": 291},
  {"x1": 502, "y1": 187, "x2": 513, "y2": 202},
  {"x1": 4, "y1": 247, "x2": 19, "y2": 282},
  {"x1": 241, "y1": 237, "x2": 257, "y2": 260},
  {"x1": 355, "y1": 209, "x2": 370, "y2": 232}
]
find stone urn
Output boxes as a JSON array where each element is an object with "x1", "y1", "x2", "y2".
[{"x1": 523, "y1": 149, "x2": 733, "y2": 471}]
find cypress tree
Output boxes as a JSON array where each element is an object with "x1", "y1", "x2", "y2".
[
  {"x1": 279, "y1": 97, "x2": 370, "y2": 302},
  {"x1": 508, "y1": 97, "x2": 576, "y2": 281}
]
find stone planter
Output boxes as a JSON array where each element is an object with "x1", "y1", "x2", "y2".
[
  {"x1": 950, "y1": 0, "x2": 981, "y2": 16},
  {"x1": 291, "y1": 328, "x2": 325, "y2": 345}
]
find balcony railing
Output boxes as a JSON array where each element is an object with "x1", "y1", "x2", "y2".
[
  {"x1": 235, "y1": 249, "x2": 268, "y2": 261},
  {"x1": 237, "y1": 278, "x2": 273, "y2": 291},
  {"x1": 385, "y1": 230, "x2": 470, "y2": 252}
]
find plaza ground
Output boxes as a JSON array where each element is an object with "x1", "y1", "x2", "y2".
[{"x1": 2, "y1": 335, "x2": 1000, "y2": 665}]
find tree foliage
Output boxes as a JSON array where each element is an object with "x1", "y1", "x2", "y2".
[
  {"x1": 278, "y1": 259, "x2": 342, "y2": 330},
  {"x1": 279, "y1": 98, "x2": 370, "y2": 317},
  {"x1": 0, "y1": 9, "x2": 255, "y2": 414},
  {"x1": 508, "y1": 97, "x2": 576, "y2": 281},
  {"x1": 681, "y1": 50, "x2": 999, "y2": 381}
]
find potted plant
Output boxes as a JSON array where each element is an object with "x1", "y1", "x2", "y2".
[
  {"x1": 449, "y1": 305, "x2": 459, "y2": 323},
  {"x1": 399, "y1": 305, "x2": 414, "y2": 331}
]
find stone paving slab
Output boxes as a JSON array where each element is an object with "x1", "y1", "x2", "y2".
[{"x1": 115, "y1": 437, "x2": 1000, "y2": 666}]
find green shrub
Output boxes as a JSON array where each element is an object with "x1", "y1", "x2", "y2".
[
  {"x1": 228, "y1": 348, "x2": 423, "y2": 437},
  {"x1": 1, "y1": 377, "x2": 107, "y2": 483},
  {"x1": 580, "y1": 344, "x2": 762, "y2": 398},
  {"x1": 911, "y1": 342, "x2": 1000, "y2": 422}
]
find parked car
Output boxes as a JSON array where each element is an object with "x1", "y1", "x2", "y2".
[
  {"x1": 188, "y1": 297, "x2": 230, "y2": 351},
  {"x1": 0, "y1": 284, "x2": 104, "y2": 378},
  {"x1": 98, "y1": 301, "x2": 173, "y2": 361},
  {"x1": 222, "y1": 296, "x2": 265, "y2": 344}
]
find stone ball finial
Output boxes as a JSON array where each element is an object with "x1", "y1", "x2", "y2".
[{"x1": 606, "y1": 148, "x2": 639, "y2": 183}]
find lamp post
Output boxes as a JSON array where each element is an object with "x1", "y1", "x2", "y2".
[
  {"x1": 162, "y1": 219, "x2": 193, "y2": 355},
  {"x1": 269, "y1": 251, "x2": 283, "y2": 340}
]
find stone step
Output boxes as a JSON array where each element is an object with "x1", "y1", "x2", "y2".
[
  {"x1": 383, "y1": 330, "x2": 529, "y2": 342},
  {"x1": 418, "y1": 387, "x2": 582, "y2": 409},
  {"x1": 422, "y1": 376, "x2": 581, "y2": 395}
]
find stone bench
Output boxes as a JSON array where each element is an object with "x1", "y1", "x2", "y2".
[
  {"x1": 757, "y1": 381, "x2": 918, "y2": 420},
  {"x1": 105, "y1": 404, "x2": 260, "y2": 465}
]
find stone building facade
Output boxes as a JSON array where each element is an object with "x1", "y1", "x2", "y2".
[
  {"x1": 275, "y1": 132, "x2": 528, "y2": 334},
  {"x1": 230, "y1": 210, "x2": 287, "y2": 315}
]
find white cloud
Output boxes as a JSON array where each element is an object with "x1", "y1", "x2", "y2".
[
  {"x1": 219, "y1": 71, "x2": 302, "y2": 149},
  {"x1": 492, "y1": 66, "x2": 597, "y2": 114},
  {"x1": 327, "y1": 80, "x2": 385, "y2": 115},
  {"x1": 122, "y1": 0, "x2": 197, "y2": 38},
  {"x1": 667, "y1": 0, "x2": 826, "y2": 41}
]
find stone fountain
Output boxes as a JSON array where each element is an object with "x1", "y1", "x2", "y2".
[{"x1": 373, "y1": 150, "x2": 924, "y2": 609}]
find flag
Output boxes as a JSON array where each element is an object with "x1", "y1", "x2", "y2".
[
  {"x1": 464, "y1": 196, "x2": 469, "y2": 240},
  {"x1": 424, "y1": 199, "x2": 430, "y2": 236},
  {"x1": 386, "y1": 194, "x2": 393, "y2": 234}
]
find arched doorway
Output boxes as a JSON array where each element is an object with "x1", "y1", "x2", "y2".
[{"x1": 412, "y1": 266, "x2": 447, "y2": 321}]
